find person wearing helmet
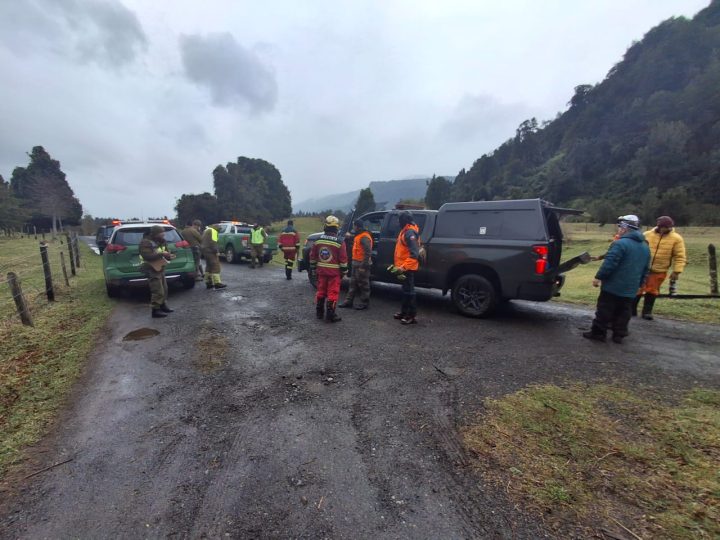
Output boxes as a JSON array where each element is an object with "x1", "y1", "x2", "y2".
[
  {"x1": 392, "y1": 210, "x2": 421, "y2": 325},
  {"x1": 633, "y1": 215, "x2": 687, "y2": 320},
  {"x1": 139, "y1": 225, "x2": 176, "y2": 318},
  {"x1": 339, "y1": 218, "x2": 373, "y2": 310},
  {"x1": 201, "y1": 224, "x2": 227, "y2": 289},
  {"x1": 309, "y1": 215, "x2": 348, "y2": 322},
  {"x1": 583, "y1": 215, "x2": 650, "y2": 344}
]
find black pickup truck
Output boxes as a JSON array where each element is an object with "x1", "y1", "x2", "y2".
[{"x1": 299, "y1": 199, "x2": 589, "y2": 317}]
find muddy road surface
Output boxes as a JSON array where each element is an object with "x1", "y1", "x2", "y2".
[{"x1": 2, "y1": 260, "x2": 719, "y2": 539}]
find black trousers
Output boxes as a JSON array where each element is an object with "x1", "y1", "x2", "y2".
[
  {"x1": 591, "y1": 290, "x2": 633, "y2": 337},
  {"x1": 401, "y1": 271, "x2": 417, "y2": 317}
]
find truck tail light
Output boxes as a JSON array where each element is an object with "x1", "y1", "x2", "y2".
[
  {"x1": 175, "y1": 240, "x2": 190, "y2": 248},
  {"x1": 105, "y1": 243, "x2": 126, "y2": 253},
  {"x1": 532, "y1": 245, "x2": 549, "y2": 274}
]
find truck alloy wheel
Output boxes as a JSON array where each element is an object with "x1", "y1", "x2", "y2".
[
  {"x1": 451, "y1": 274, "x2": 498, "y2": 318},
  {"x1": 226, "y1": 245, "x2": 236, "y2": 264}
]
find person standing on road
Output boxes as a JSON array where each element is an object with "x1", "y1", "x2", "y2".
[
  {"x1": 201, "y1": 224, "x2": 227, "y2": 289},
  {"x1": 310, "y1": 215, "x2": 348, "y2": 323},
  {"x1": 339, "y1": 219, "x2": 373, "y2": 310},
  {"x1": 139, "y1": 225, "x2": 175, "y2": 318},
  {"x1": 391, "y1": 211, "x2": 421, "y2": 325},
  {"x1": 633, "y1": 215, "x2": 687, "y2": 320},
  {"x1": 250, "y1": 223, "x2": 268, "y2": 269},
  {"x1": 278, "y1": 220, "x2": 301, "y2": 280},
  {"x1": 583, "y1": 215, "x2": 650, "y2": 344},
  {"x1": 182, "y1": 219, "x2": 204, "y2": 281}
]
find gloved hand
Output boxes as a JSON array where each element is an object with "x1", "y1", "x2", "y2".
[{"x1": 387, "y1": 264, "x2": 407, "y2": 281}]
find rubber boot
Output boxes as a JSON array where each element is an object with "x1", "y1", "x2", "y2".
[
  {"x1": 316, "y1": 298, "x2": 325, "y2": 320},
  {"x1": 631, "y1": 295, "x2": 641, "y2": 317},
  {"x1": 286, "y1": 268, "x2": 292, "y2": 280},
  {"x1": 325, "y1": 300, "x2": 341, "y2": 323},
  {"x1": 160, "y1": 304, "x2": 174, "y2": 313},
  {"x1": 152, "y1": 308, "x2": 167, "y2": 318},
  {"x1": 642, "y1": 295, "x2": 656, "y2": 320},
  {"x1": 214, "y1": 283, "x2": 227, "y2": 289}
]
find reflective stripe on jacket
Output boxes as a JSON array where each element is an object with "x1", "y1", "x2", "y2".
[
  {"x1": 279, "y1": 228, "x2": 300, "y2": 250},
  {"x1": 310, "y1": 235, "x2": 348, "y2": 272},
  {"x1": 394, "y1": 224, "x2": 420, "y2": 271},
  {"x1": 644, "y1": 229, "x2": 687, "y2": 274},
  {"x1": 352, "y1": 231, "x2": 373, "y2": 263}
]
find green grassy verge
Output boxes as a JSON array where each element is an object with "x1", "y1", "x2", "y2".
[
  {"x1": 463, "y1": 384, "x2": 720, "y2": 539},
  {"x1": 559, "y1": 223, "x2": 720, "y2": 324},
  {"x1": 0, "y1": 238, "x2": 113, "y2": 477}
]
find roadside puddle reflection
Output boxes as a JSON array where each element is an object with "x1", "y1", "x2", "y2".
[{"x1": 123, "y1": 328, "x2": 160, "y2": 341}]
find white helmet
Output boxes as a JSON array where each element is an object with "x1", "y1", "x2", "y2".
[{"x1": 617, "y1": 214, "x2": 640, "y2": 230}]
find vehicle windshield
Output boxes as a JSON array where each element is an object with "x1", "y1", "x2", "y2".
[{"x1": 113, "y1": 227, "x2": 181, "y2": 246}]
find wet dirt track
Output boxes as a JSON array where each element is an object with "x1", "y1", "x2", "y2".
[{"x1": 1, "y1": 260, "x2": 719, "y2": 539}]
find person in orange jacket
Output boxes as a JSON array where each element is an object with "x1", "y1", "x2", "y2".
[
  {"x1": 309, "y1": 215, "x2": 348, "y2": 323},
  {"x1": 339, "y1": 219, "x2": 373, "y2": 310},
  {"x1": 278, "y1": 220, "x2": 301, "y2": 280},
  {"x1": 390, "y1": 211, "x2": 421, "y2": 325}
]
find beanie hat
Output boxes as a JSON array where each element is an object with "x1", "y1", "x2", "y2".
[{"x1": 656, "y1": 216, "x2": 674, "y2": 228}]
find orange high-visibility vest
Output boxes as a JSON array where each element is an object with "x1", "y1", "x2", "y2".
[
  {"x1": 352, "y1": 231, "x2": 373, "y2": 262},
  {"x1": 394, "y1": 224, "x2": 420, "y2": 271}
]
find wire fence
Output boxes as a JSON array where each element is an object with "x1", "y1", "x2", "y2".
[{"x1": 0, "y1": 232, "x2": 83, "y2": 328}]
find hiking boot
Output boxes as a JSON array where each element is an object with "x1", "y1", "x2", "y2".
[
  {"x1": 206, "y1": 282, "x2": 213, "y2": 289},
  {"x1": 338, "y1": 300, "x2": 354, "y2": 309},
  {"x1": 325, "y1": 302, "x2": 342, "y2": 323},
  {"x1": 400, "y1": 316, "x2": 417, "y2": 325},
  {"x1": 152, "y1": 309, "x2": 167, "y2": 318},
  {"x1": 393, "y1": 312, "x2": 405, "y2": 320},
  {"x1": 316, "y1": 299, "x2": 325, "y2": 320},
  {"x1": 354, "y1": 304, "x2": 368, "y2": 310},
  {"x1": 214, "y1": 283, "x2": 228, "y2": 289},
  {"x1": 582, "y1": 331, "x2": 606, "y2": 342},
  {"x1": 160, "y1": 304, "x2": 174, "y2": 313}
]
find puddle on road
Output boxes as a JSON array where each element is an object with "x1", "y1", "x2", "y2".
[{"x1": 123, "y1": 328, "x2": 160, "y2": 341}]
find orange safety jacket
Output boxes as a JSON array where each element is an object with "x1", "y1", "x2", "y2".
[
  {"x1": 352, "y1": 231, "x2": 373, "y2": 262},
  {"x1": 394, "y1": 224, "x2": 420, "y2": 271}
]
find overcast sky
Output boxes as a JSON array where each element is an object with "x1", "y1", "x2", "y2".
[{"x1": 0, "y1": 0, "x2": 709, "y2": 218}]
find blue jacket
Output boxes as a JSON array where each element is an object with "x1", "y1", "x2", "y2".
[{"x1": 595, "y1": 229, "x2": 650, "y2": 298}]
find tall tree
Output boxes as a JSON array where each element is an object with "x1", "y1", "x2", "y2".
[
  {"x1": 175, "y1": 192, "x2": 220, "y2": 226},
  {"x1": 0, "y1": 174, "x2": 28, "y2": 231},
  {"x1": 10, "y1": 146, "x2": 82, "y2": 234},
  {"x1": 355, "y1": 188, "x2": 376, "y2": 215},
  {"x1": 424, "y1": 175, "x2": 453, "y2": 209}
]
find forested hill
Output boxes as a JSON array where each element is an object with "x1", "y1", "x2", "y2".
[{"x1": 451, "y1": 0, "x2": 720, "y2": 225}]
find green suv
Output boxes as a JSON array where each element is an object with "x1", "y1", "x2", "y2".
[{"x1": 103, "y1": 223, "x2": 197, "y2": 297}]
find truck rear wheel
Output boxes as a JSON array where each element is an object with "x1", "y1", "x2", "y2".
[
  {"x1": 225, "y1": 245, "x2": 237, "y2": 264},
  {"x1": 451, "y1": 274, "x2": 498, "y2": 318}
]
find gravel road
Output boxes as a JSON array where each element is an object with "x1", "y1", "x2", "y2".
[{"x1": 1, "y1": 258, "x2": 719, "y2": 539}]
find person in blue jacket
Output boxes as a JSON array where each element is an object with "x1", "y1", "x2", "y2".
[{"x1": 583, "y1": 215, "x2": 650, "y2": 344}]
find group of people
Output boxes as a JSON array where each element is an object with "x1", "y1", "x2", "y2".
[
  {"x1": 309, "y1": 211, "x2": 420, "y2": 325},
  {"x1": 584, "y1": 214, "x2": 686, "y2": 343}
]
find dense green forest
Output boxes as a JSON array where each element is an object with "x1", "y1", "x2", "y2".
[{"x1": 448, "y1": 1, "x2": 720, "y2": 225}]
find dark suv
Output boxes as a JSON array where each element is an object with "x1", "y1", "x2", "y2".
[
  {"x1": 299, "y1": 199, "x2": 589, "y2": 317},
  {"x1": 95, "y1": 225, "x2": 116, "y2": 254}
]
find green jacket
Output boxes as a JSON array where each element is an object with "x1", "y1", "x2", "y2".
[{"x1": 181, "y1": 226, "x2": 202, "y2": 248}]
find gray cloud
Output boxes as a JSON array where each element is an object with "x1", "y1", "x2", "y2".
[
  {"x1": 441, "y1": 94, "x2": 533, "y2": 143},
  {"x1": 179, "y1": 32, "x2": 277, "y2": 112},
  {"x1": 0, "y1": 0, "x2": 147, "y2": 67}
]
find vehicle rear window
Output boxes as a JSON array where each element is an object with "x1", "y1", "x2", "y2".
[
  {"x1": 113, "y1": 227, "x2": 181, "y2": 245},
  {"x1": 382, "y1": 214, "x2": 427, "y2": 238},
  {"x1": 435, "y1": 209, "x2": 544, "y2": 240}
]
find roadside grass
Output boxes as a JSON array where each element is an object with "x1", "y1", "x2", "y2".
[
  {"x1": 269, "y1": 216, "x2": 325, "y2": 266},
  {"x1": 0, "y1": 238, "x2": 113, "y2": 477},
  {"x1": 558, "y1": 223, "x2": 720, "y2": 324},
  {"x1": 463, "y1": 384, "x2": 720, "y2": 539}
]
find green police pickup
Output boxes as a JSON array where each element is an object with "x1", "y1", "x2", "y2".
[{"x1": 216, "y1": 221, "x2": 278, "y2": 264}]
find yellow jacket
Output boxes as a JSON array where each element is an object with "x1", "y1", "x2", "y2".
[{"x1": 644, "y1": 229, "x2": 687, "y2": 274}]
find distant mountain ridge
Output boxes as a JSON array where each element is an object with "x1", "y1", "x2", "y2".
[{"x1": 293, "y1": 177, "x2": 454, "y2": 213}]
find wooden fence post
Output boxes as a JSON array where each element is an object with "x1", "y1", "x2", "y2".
[
  {"x1": 60, "y1": 252, "x2": 70, "y2": 286},
  {"x1": 709, "y1": 244, "x2": 718, "y2": 296},
  {"x1": 7, "y1": 272, "x2": 33, "y2": 326},
  {"x1": 65, "y1": 232, "x2": 76, "y2": 276},
  {"x1": 73, "y1": 232, "x2": 81, "y2": 268},
  {"x1": 39, "y1": 242, "x2": 55, "y2": 301}
]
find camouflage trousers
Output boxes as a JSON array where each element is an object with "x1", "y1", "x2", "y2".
[{"x1": 346, "y1": 262, "x2": 371, "y2": 305}]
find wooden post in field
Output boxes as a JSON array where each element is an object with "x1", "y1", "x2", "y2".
[
  {"x1": 59, "y1": 251, "x2": 70, "y2": 286},
  {"x1": 709, "y1": 244, "x2": 718, "y2": 296},
  {"x1": 72, "y1": 233, "x2": 81, "y2": 268},
  {"x1": 33, "y1": 226, "x2": 37, "y2": 240},
  {"x1": 39, "y1": 242, "x2": 55, "y2": 301},
  {"x1": 7, "y1": 272, "x2": 33, "y2": 326},
  {"x1": 65, "y1": 232, "x2": 76, "y2": 276}
]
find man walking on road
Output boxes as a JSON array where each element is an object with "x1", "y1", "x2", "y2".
[
  {"x1": 583, "y1": 215, "x2": 650, "y2": 344},
  {"x1": 390, "y1": 211, "x2": 422, "y2": 325},
  {"x1": 181, "y1": 219, "x2": 204, "y2": 281},
  {"x1": 250, "y1": 223, "x2": 268, "y2": 269},
  {"x1": 310, "y1": 215, "x2": 348, "y2": 323},
  {"x1": 339, "y1": 219, "x2": 373, "y2": 310},
  {"x1": 278, "y1": 220, "x2": 301, "y2": 280},
  {"x1": 201, "y1": 224, "x2": 227, "y2": 289},
  {"x1": 139, "y1": 225, "x2": 175, "y2": 318},
  {"x1": 633, "y1": 215, "x2": 687, "y2": 320}
]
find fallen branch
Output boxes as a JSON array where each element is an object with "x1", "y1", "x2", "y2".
[
  {"x1": 610, "y1": 517, "x2": 643, "y2": 540},
  {"x1": 24, "y1": 457, "x2": 74, "y2": 479}
]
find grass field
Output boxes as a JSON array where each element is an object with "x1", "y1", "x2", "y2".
[
  {"x1": 559, "y1": 223, "x2": 720, "y2": 324},
  {"x1": 464, "y1": 384, "x2": 720, "y2": 539},
  {"x1": 0, "y1": 236, "x2": 113, "y2": 476}
]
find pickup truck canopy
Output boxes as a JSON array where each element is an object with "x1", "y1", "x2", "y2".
[{"x1": 438, "y1": 198, "x2": 583, "y2": 216}]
